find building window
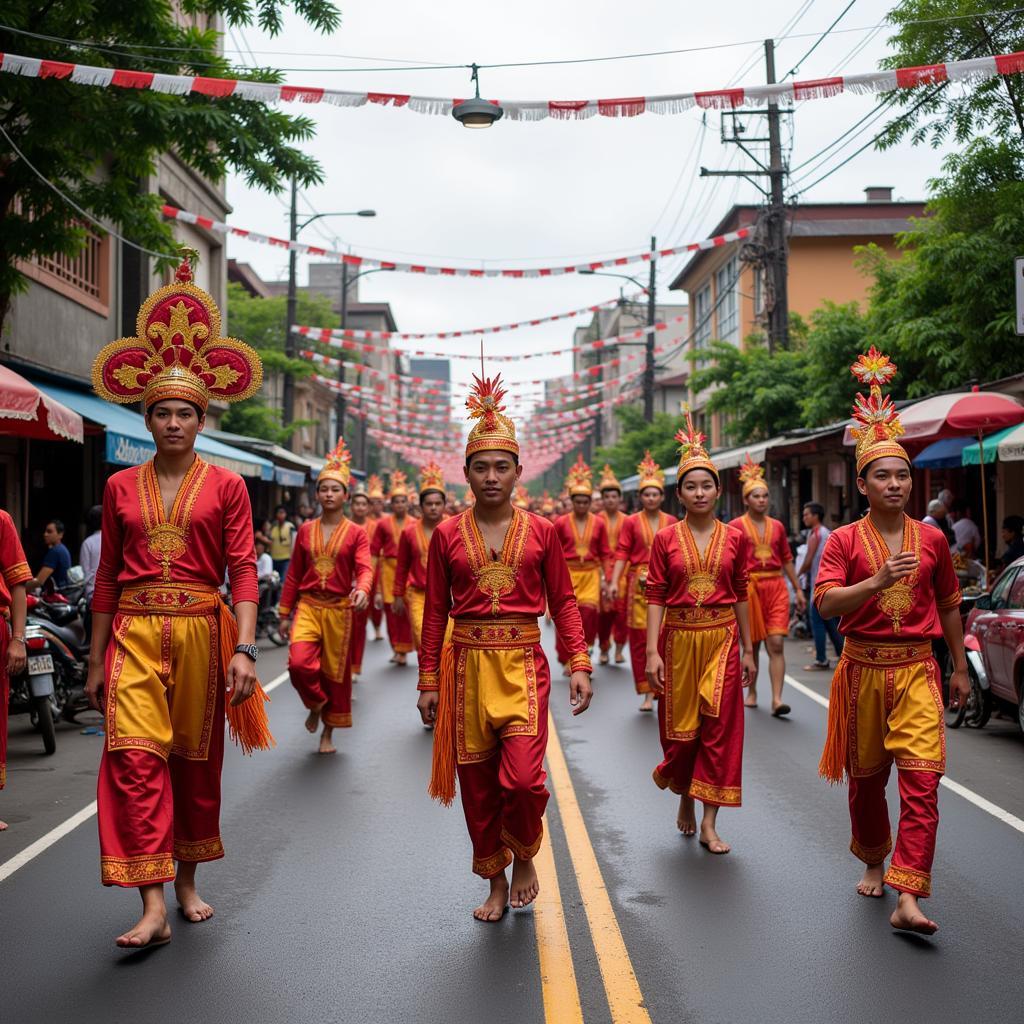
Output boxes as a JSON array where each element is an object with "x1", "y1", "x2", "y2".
[
  {"x1": 693, "y1": 285, "x2": 712, "y2": 351},
  {"x1": 715, "y1": 257, "x2": 739, "y2": 343}
]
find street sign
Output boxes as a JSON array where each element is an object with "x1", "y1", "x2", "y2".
[{"x1": 1016, "y1": 257, "x2": 1024, "y2": 334}]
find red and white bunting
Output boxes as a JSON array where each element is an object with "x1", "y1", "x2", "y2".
[{"x1": 4, "y1": 50, "x2": 1021, "y2": 121}]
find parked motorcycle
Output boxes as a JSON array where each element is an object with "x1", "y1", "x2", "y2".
[
  {"x1": 8, "y1": 621, "x2": 62, "y2": 755},
  {"x1": 256, "y1": 572, "x2": 286, "y2": 647}
]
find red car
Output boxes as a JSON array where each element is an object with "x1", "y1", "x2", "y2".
[{"x1": 963, "y1": 556, "x2": 1024, "y2": 734}]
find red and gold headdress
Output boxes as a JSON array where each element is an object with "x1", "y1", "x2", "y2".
[
  {"x1": 540, "y1": 491, "x2": 555, "y2": 515},
  {"x1": 636, "y1": 450, "x2": 665, "y2": 492},
  {"x1": 513, "y1": 484, "x2": 530, "y2": 509},
  {"x1": 565, "y1": 453, "x2": 593, "y2": 497},
  {"x1": 850, "y1": 346, "x2": 909, "y2": 474},
  {"x1": 92, "y1": 251, "x2": 262, "y2": 412},
  {"x1": 465, "y1": 373, "x2": 519, "y2": 458},
  {"x1": 739, "y1": 453, "x2": 768, "y2": 498},
  {"x1": 418, "y1": 461, "x2": 446, "y2": 497},
  {"x1": 366, "y1": 474, "x2": 385, "y2": 500},
  {"x1": 463, "y1": 486, "x2": 476, "y2": 507},
  {"x1": 318, "y1": 437, "x2": 352, "y2": 490},
  {"x1": 675, "y1": 411, "x2": 719, "y2": 483},
  {"x1": 598, "y1": 463, "x2": 622, "y2": 494},
  {"x1": 388, "y1": 469, "x2": 409, "y2": 498}
]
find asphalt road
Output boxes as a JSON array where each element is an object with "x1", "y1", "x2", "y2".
[{"x1": 2, "y1": 628, "x2": 1023, "y2": 1024}]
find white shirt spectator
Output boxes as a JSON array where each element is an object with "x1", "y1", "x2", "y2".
[
  {"x1": 953, "y1": 516, "x2": 982, "y2": 554},
  {"x1": 80, "y1": 530, "x2": 102, "y2": 603},
  {"x1": 256, "y1": 551, "x2": 274, "y2": 580}
]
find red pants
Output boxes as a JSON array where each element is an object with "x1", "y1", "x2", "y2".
[
  {"x1": 628, "y1": 626, "x2": 650, "y2": 694},
  {"x1": 598, "y1": 602, "x2": 627, "y2": 653},
  {"x1": 384, "y1": 603, "x2": 414, "y2": 655},
  {"x1": 288, "y1": 600, "x2": 354, "y2": 728},
  {"x1": 556, "y1": 603, "x2": 597, "y2": 665},
  {"x1": 351, "y1": 606, "x2": 368, "y2": 676},
  {"x1": 1, "y1": 623, "x2": 8, "y2": 791},
  {"x1": 370, "y1": 602, "x2": 383, "y2": 632}
]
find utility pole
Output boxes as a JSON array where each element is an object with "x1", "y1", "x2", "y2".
[
  {"x1": 283, "y1": 175, "x2": 298, "y2": 432},
  {"x1": 644, "y1": 234, "x2": 657, "y2": 420},
  {"x1": 336, "y1": 261, "x2": 348, "y2": 442}
]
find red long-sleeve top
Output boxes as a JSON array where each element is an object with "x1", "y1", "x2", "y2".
[
  {"x1": 370, "y1": 515, "x2": 405, "y2": 560},
  {"x1": 553, "y1": 512, "x2": 611, "y2": 566},
  {"x1": 92, "y1": 457, "x2": 258, "y2": 613},
  {"x1": 728, "y1": 514, "x2": 793, "y2": 574},
  {"x1": 278, "y1": 517, "x2": 373, "y2": 615},
  {"x1": 645, "y1": 520, "x2": 750, "y2": 608},
  {"x1": 418, "y1": 508, "x2": 590, "y2": 689},
  {"x1": 813, "y1": 516, "x2": 961, "y2": 641},
  {"x1": 393, "y1": 520, "x2": 433, "y2": 596},
  {"x1": 614, "y1": 510, "x2": 679, "y2": 568},
  {"x1": 598, "y1": 509, "x2": 627, "y2": 580},
  {"x1": 0, "y1": 509, "x2": 32, "y2": 612}
]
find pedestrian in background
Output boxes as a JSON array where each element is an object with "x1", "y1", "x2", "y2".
[
  {"x1": 998, "y1": 514, "x2": 1024, "y2": 570},
  {"x1": 798, "y1": 502, "x2": 843, "y2": 670},
  {"x1": 949, "y1": 500, "x2": 982, "y2": 558},
  {"x1": 269, "y1": 505, "x2": 295, "y2": 582},
  {"x1": 30, "y1": 518, "x2": 71, "y2": 593},
  {"x1": 79, "y1": 505, "x2": 103, "y2": 639}
]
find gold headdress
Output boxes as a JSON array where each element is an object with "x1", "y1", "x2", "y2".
[
  {"x1": 540, "y1": 491, "x2": 555, "y2": 515},
  {"x1": 419, "y1": 461, "x2": 446, "y2": 497},
  {"x1": 93, "y1": 251, "x2": 262, "y2": 412},
  {"x1": 739, "y1": 453, "x2": 768, "y2": 498},
  {"x1": 849, "y1": 347, "x2": 909, "y2": 474},
  {"x1": 675, "y1": 412, "x2": 719, "y2": 483},
  {"x1": 465, "y1": 373, "x2": 519, "y2": 458},
  {"x1": 598, "y1": 463, "x2": 622, "y2": 493},
  {"x1": 388, "y1": 469, "x2": 409, "y2": 498},
  {"x1": 636, "y1": 450, "x2": 665, "y2": 492},
  {"x1": 513, "y1": 484, "x2": 530, "y2": 509},
  {"x1": 565, "y1": 453, "x2": 593, "y2": 497},
  {"x1": 366, "y1": 474, "x2": 385, "y2": 501},
  {"x1": 463, "y1": 486, "x2": 476, "y2": 507},
  {"x1": 318, "y1": 437, "x2": 352, "y2": 490}
]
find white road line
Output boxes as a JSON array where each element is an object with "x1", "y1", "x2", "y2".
[
  {"x1": 785, "y1": 673, "x2": 1024, "y2": 837},
  {"x1": 0, "y1": 669, "x2": 291, "y2": 884}
]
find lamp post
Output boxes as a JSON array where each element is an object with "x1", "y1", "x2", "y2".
[{"x1": 452, "y1": 64, "x2": 504, "y2": 128}]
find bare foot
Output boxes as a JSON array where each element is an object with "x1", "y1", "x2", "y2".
[
  {"x1": 0, "y1": 819, "x2": 8, "y2": 831},
  {"x1": 890, "y1": 892, "x2": 938, "y2": 935},
  {"x1": 395, "y1": 653, "x2": 407, "y2": 666},
  {"x1": 116, "y1": 908, "x2": 171, "y2": 948},
  {"x1": 639, "y1": 694, "x2": 654, "y2": 713},
  {"x1": 699, "y1": 822, "x2": 731, "y2": 855},
  {"x1": 319, "y1": 725, "x2": 337, "y2": 754},
  {"x1": 856, "y1": 863, "x2": 885, "y2": 897},
  {"x1": 304, "y1": 701, "x2": 325, "y2": 734},
  {"x1": 614, "y1": 645, "x2": 626, "y2": 664},
  {"x1": 174, "y1": 878, "x2": 214, "y2": 923},
  {"x1": 510, "y1": 856, "x2": 540, "y2": 909},
  {"x1": 744, "y1": 687, "x2": 758, "y2": 708},
  {"x1": 676, "y1": 795, "x2": 696, "y2": 836},
  {"x1": 473, "y1": 874, "x2": 509, "y2": 923}
]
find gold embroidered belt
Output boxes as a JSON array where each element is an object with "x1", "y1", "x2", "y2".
[
  {"x1": 749, "y1": 570, "x2": 782, "y2": 579},
  {"x1": 664, "y1": 606, "x2": 736, "y2": 630},
  {"x1": 117, "y1": 583, "x2": 221, "y2": 616},
  {"x1": 451, "y1": 616, "x2": 541, "y2": 649},
  {"x1": 297, "y1": 591, "x2": 352, "y2": 609},
  {"x1": 841, "y1": 637, "x2": 933, "y2": 667},
  {"x1": 567, "y1": 558, "x2": 599, "y2": 570}
]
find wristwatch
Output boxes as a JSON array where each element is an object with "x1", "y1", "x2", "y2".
[{"x1": 234, "y1": 643, "x2": 260, "y2": 662}]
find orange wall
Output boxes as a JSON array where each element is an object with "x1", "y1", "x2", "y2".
[{"x1": 786, "y1": 236, "x2": 902, "y2": 318}]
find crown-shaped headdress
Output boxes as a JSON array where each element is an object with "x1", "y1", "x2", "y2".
[
  {"x1": 418, "y1": 461, "x2": 446, "y2": 497},
  {"x1": 513, "y1": 484, "x2": 530, "y2": 509},
  {"x1": 849, "y1": 347, "x2": 909, "y2": 474},
  {"x1": 739, "y1": 453, "x2": 768, "y2": 498},
  {"x1": 465, "y1": 373, "x2": 519, "y2": 458},
  {"x1": 388, "y1": 469, "x2": 409, "y2": 498},
  {"x1": 540, "y1": 490, "x2": 555, "y2": 515},
  {"x1": 636, "y1": 450, "x2": 665, "y2": 492},
  {"x1": 317, "y1": 437, "x2": 352, "y2": 489},
  {"x1": 675, "y1": 411, "x2": 719, "y2": 483},
  {"x1": 463, "y1": 487, "x2": 475, "y2": 507},
  {"x1": 92, "y1": 251, "x2": 262, "y2": 412},
  {"x1": 565, "y1": 453, "x2": 593, "y2": 497},
  {"x1": 365, "y1": 474, "x2": 384, "y2": 500},
  {"x1": 598, "y1": 463, "x2": 622, "y2": 493}
]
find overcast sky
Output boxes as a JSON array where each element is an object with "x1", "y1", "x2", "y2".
[{"x1": 224, "y1": 0, "x2": 953, "y2": 413}]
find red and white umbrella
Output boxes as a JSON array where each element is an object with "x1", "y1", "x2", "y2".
[{"x1": 0, "y1": 365, "x2": 83, "y2": 443}]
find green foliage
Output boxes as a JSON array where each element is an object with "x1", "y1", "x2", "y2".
[
  {"x1": 0, "y1": 1, "x2": 340, "y2": 323},
  {"x1": 226, "y1": 281, "x2": 339, "y2": 356},
  {"x1": 595, "y1": 406, "x2": 689, "y2": 478},
  {"x1": 801, "y1": 301, "x2": 871, "y2": 426}
]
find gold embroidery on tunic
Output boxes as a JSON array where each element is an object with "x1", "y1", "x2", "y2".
[
  {"x1": 458, "y1": 507, "x2": 529, "y2": 615},
  {"x1": 137, "y1": 457, "x2": 209, "y2": 581},
  {"x1": 857, "y1": 515, "x2": 921, "y2": 634},
  {"x1": 675, "y1": 519, "x2": 727, "y2": 607},
  {"x1": 310, "y1": 517, "x2": 351, "y2": 590},
  {"x1": 742, "y1": 514, "x2": 774, "y2": 568}
]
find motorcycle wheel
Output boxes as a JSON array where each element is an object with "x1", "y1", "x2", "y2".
[
  {"x1": 963, "y1": 663, "x2": 992, "y2": 729},
  {"x1": 268, "y1": 629, "x2": 287, "y2": 647},
  {"x1": 34, "y1": 695, "x2": 57, "y2": 755}
]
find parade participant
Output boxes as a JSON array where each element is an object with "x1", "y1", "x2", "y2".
[
  {"x1": 365, "y1": 475, "x2": 385, "y2": 641},
  {"x1": 371, "y1": 472, "x2": 415, "y2": 665},
  {"x1": 730, "y1": 455, "x2": 806, "y2": 717},
  {"x1": 596, "y1": 464, "x2": 628, "y2": 666},
  {"x1": 513, "y1": 484, "x2": 530, "y2": 510},
  {"x1": 815, "y1": 348, "x2": 968, "y2": 936},
  {"x1": 279, "y1": 439, "x2": 372, "y2": 754},
  {"x1": 0, "y1": 508, "x2": 30, "y2": 832},
  {"x1": 554, "y1": 455, "x2": 610, "y2": 672},
  {"x1": 348, "y1": 487, "x2": 373, "y2": 680},
  {"x1": 610, "y1": 453, "x2": 678, "y2": 712},
  {"x1": 85, "y1": 252, "x2": 272, "y2": 949},
  {"x1": 645, "y1": 417, "x2": 756, "y2": 853},
  {"x1": 393, "y1": 462, "x2": 448, "y2": 653},
  {"x1": 417, "y1": 374, "x2": 592, "y2": 922}
]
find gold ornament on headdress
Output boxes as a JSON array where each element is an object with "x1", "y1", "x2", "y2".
[
  {"x1": 366, "y1": 474, "x2": 385, "y2": 500},
  {"x1": 419, "y1": 461, "x2": 446, "y2": 497},
  {"x1": 513, "y1": 484, "x2": 530, "y2": 509},
  {"x1": 463, "y1": 487, "x2": 476, "y2": 507},
  {"x1": 388, "y1": 469, "x2": 409, "y2": 498},
  {"x1": 739, "y1": 453, "x2": 768, "y2": 499},
  {"x1": 598, "y1": 463, "x2": 622, "y2": 493},
  {"x1": 318, "y1": 437, "x2": 352, "y2": 490},
  {"x1": 849, "y1": 346, "x2": 909, "y2": 474},
  {"x1": 675, "y1": 411, "x2": 719, "y2": 483},
  {"x1": 540, "y1": 491, "x2": 555, "y2": 515},
  {"x1": 92, "y1": 251, "x2": 262, "y2": 412},
  {"x1": 636, "y1": 450, "x2": 665, "y2": 492},
  {"x1": 465, "y1": 373, "x2": 519, "y2": 458},
  {"x1": 565, "y1": 453, "x2": 593, "y2": 497}
]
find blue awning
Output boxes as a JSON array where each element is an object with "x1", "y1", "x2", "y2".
[
  {"x1": 274, "y1": 466, "x2": 307, "y2": 487},
  {"x1": 912, "y1": 437, "x2": 974, "y2": 469},
  {"x1": 42, "y1": 385, "x2": 274, "y2": 480}
]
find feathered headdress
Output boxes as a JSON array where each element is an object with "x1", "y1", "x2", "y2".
[
  {"x1": 513, "y1": 484, "x2": 530, "y2": 509},
  {"x1": 849, "y1": 346, "x2": 909, "y2": 474},
  {"x1": 675, "y1": 411, "x2": 719, "y2": 483},
  {"x1": 93, "y1": 251, "x2": 262, "y2": 412},
  {"x1": 318, "y1": 437, "x2": 352, "y2": 489},
  {"x1": 565, "y1": 453, "x2": 593, "y2": 497},
  {"x1": 738, "y1": 453, "x2": 767, "y2": 498},
  {"x1": 636, "y1": 450, "x2": 665, "y2": 492},
  {"x1": 388, "y1": 469, "x2": 409, "y2": 498},
  {"x1": 465, "y1": 373, "x2": 519, "y2": 458},
  {"x1": 418, "y1": 461, "x2": 446, "y2": 497},
  {"x1": 598, "y1": 463, "x2": 622, "y2": 494},
  {"x1": 366, "y1": 474, "x2": 385, "y2": 500}
]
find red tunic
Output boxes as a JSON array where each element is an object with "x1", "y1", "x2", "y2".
[
  {"x1": 615, "y1": 510, "x2": 679, "y2": 568},
  {"x1": 598, "y1": 510, "x2": 627, "y2": 581},
  {"x1": 279, "y1": 517, "x2": 373, "y2": 615},
  {"x1": 370, "y1": 514, "x2": 404, "y2": 560},
  {"x1": 419, "y1": 508, "x2": 588, "y2": 683},
  {"x1": 92, "y1": 457, "x2": 258, "y2": 613},
  {"x1": 728, "y1": 514, "x2": 792, "y2": 574},
  {"x1": 0, "y1": 509, "x2": 31, "y2": 612},
  {"x1": 813, "y1": 516, "x2": 961, "y2": 641},
  {"x1": 393, "y1": 520, "x2": 433, "y2": 596},
  {"x1": 646, "y1": 520, "x2": 750, "y2": 608},
  {"x1": 553, "y1": 512, "x2": 611, "y2": 567}
]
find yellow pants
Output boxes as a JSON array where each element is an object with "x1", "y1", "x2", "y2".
[{"x1": 405, "y1": 586, "x2": 452, "y2": 653}]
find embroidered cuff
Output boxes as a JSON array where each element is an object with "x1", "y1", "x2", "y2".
[
  {"x1": 813, "y1": 581, "x2": 839, "y2": 607},
  {"x1": 278, "y1": 605, "x2": 292, "y2": 617},
  {"x1": 3, "y1": 561, "x2": 32, "y2": 586},
  {"x1": 568, "y1": 652, "x2": 593, "y2": 674},
  {"x1": 937, "y1": 589, "x2": 963, "y2": 609},
  {"x1": 418, "y1": 671, "x2": 440, "y2": 691}
]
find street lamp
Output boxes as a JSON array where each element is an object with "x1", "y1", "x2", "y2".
[{"x1": 452, "y1": 65, "x2": 504, "y2": 128}]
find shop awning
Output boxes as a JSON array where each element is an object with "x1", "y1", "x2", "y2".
[
  {"x1": 913, "y1": 437, "x2": 975, "y2": 469},
  {"x1": 204, "y1": 428, "x2": 311, "y2": 487},
  {"x1": 42, "y1": 385, "x2": 273, "y2": 479},
  {"x1": 0, "y1": 365, "x2": 83, "y2": 442},
  {"x1": 962, "y1": 423, "x2": 1024, "y2": 464}
]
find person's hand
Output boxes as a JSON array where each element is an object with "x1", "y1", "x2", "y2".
[
  {"x1": 795, "y1": 591, "x2": 807, "y2": 614},
  {"x1": 374, "y1": 593, "x2": 383, "y2": 611},
  {"x1": 417, "y1": 690, "x2": 438, "y2": 726},
  {"x1": 569, "y1": 671, "x2": 593, "y2": 715},
  {"x1": 392, "y1": 596, "x2": 406, "y2": 616},
  {"x1": 948, "y1": 667, "x2": 971, "y2": 709},
  {"x1": 741, "y1": 651, "x2": 758, "y2": 688},
  {"x1": 645, "y1": 651, "x2": 665, "y2": 695},
  {"x1": 86, "y1": 662, "x2": 105, "y2": 712},
  {"x1": 227, "y1": 652, "x2": 258, "y2": 706},
  {"x1": 351, "y1": 588, "x2": 369, "y2": 611},
  {"x1": 278, "y1": 615, "x2": 291, "y2": 639},
  {"x1": 7, "y1": 637, "x2": 26, "y2": 676},
  {"x1": 873, "y1": 552, "x2": 919, "y2": 591}
]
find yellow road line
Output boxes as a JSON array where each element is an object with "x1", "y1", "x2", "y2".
[
  {"x1": 546, "y1": 712, "x2": 652, "y2": 1024},
  {"x1": 533, "y1": 813, "x2": 585, "y2": 1024}
]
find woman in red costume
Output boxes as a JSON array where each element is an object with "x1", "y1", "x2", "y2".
[
  {"x1": 371, "y1": 471, "x2": 414, "y2": 665},
  {"x1": 645, "y1": 417, "x2": 756, "y2": 854},
  {"x1": 596, "y1": 464, "x2": 628, "y2": 666}
]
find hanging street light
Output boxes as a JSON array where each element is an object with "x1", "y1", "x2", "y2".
[{"x1": 452, "y1": 64, "x2": 504, "y2": 129}]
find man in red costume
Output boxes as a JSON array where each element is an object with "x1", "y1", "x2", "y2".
[
  {"x1": 371, "y1": 471, "x2": 414, "y2": 665},
  {"x1": 729, "y1": 455, "x2": 806, "y2": 716},
  {"x1": 596, "y1": 465, "x2": 628, "y2": 666},
  {"x1": 610, "y1": 453, "x2": 678, "y2": 712},
  {"x1": 0, "y1": 508, "x2": 31, "y2": 831},
  {"x1": 348, "y1": 486, "x2": 374, "y2": 680},
  {"x1": 86, "y1": 252, "x2": 271, "y2": 950},
  {"x1": 280, "y1": 439, "x2": 372, "y2": 753},
  {"x1": 554, "y1": 454, "x2": 610, "y2": 672},
  {"x1": 417, "y1": 374, "x2": 593, "y2": 922},
  {"x1": 365, "y1": 475, "x2": 385, "y2": 642},
  {"x1": 816, "y1": 348, "x2": 969, "y2": 936}
]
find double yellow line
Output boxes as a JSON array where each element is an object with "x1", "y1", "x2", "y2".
[{"x1": 532, "y1": 712, "x2": 652, "y2": 1024}]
